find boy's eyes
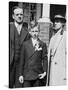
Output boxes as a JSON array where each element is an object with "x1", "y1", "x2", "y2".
[{"x1": 32, "y1": 31, "x2": 38, "y2": 32}]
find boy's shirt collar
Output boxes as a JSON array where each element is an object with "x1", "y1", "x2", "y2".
[{"x1": 31, "y1": 38, "x2": 38, "y2": 47}]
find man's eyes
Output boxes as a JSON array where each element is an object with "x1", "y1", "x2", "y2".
[{"x1": 16, "y1": 14, "x2": 23, "y2": 16}]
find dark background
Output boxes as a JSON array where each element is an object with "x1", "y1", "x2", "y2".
[
  {"x1": 50, "y1": 4, "x2": 66, "y2": 21},
  {"x1": 9, "y1": 2, "x2": 66, "y2": 23}
]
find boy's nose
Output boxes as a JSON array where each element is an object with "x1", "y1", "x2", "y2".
[{"x1": 34, "y1": 33, "x2": 36, "y2": 35}]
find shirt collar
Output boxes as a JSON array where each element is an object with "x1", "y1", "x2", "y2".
[
  {"x1": 31, "y1": 38, "x2": 38, "y2": 46},
  {"x1": 55, "y1": 28, "x2": 63, "y2": 36},
  {"x1": 14, "y1": 22, "x2": 22, "y2": 29}
]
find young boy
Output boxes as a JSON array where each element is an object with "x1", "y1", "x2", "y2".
[{"x1": 19, "y1": 21, "x2": 48, "y2": 87}]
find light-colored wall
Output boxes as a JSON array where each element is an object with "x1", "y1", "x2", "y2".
[{"x1": 42, "y1": 4, "x2": 50, "y2": 18}]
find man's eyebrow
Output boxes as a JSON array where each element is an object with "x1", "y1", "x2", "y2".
[{"x1": 16, "y1": 13, "x2": 23, "y2": 15}]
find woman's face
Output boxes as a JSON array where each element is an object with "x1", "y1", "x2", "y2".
[{"x1": 54, "y1": 20, "x2": 63, "y2": 31}]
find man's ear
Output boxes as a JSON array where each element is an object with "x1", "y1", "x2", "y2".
[
  {"x1": 12, "y1": 14, "x2": 14, "y2": 19},
  {"x1": 29, "y1": 31, "x2": 31, "y2": 34}
]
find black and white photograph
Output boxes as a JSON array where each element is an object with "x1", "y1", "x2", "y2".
[
  {"x1": 0, "y1": 0, "x2": 68, "y2": 89},
  {"x1": 9, "y1": 1, "x2": 67, "y2": 88},
  {"x1": 0, "y1": 0, "x2": 68, "y2": 90}
]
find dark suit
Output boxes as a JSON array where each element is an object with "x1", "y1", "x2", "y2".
[
  {"x1": 9, "y1": 22, "x2": 30, "y2": 88},
  {"x1": 19, "y1": 38, "x2": 48, "y2": 87}
]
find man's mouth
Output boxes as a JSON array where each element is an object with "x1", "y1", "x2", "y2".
[{"x1": 18, "y1": 17, "x2": 21, "y2": 20}]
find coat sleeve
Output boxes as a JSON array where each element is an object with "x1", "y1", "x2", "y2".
[
  {"x1": 9, "y1": 23, "x2": 15, "y2": 65},
  {"x1": 47, "y1": 37, "x2": 53, "y2": 85},
  {"x1": 48, "y1": 37, "x2": 53, "y2": 69},
  {"x1": 48, "y1": 42, "x2": 51, "y2": 66},
  {"x1": 19, "y1": 43, "x2": 25, "y2": 76},
  {"x1": 42, "y1": 43, "x2": 48, "y2": 73}
]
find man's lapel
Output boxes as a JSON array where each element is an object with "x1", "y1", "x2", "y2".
[
  {"x1": 10, "y1": 23, "x2": 16, "y2": 41},
  {"x1": 20, "y1": 27, "x2": 27, "y2": 45},
  {"x1": 27, "y1": 39, "x2": 36, "y2": 59},
  {"x1": 53, "y1": 34, "x2": 62, "y2": 56},
  {"x1": 29, "y1": 38, "x2": 35, "y2": 53}
]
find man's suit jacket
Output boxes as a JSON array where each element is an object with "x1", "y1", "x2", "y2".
[
  {"x1": 19, "y1": 38, "x2": 48, "y2": 80},
  {"x1": 9, "y1": 22, "x2": 30, "y2": 66}
]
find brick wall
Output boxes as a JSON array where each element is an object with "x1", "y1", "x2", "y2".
[{"x1": 39, "y1": 22, "x2": 50, "y2": 47}]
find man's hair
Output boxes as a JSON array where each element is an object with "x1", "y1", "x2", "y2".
[{"x1": 12, "y1": 6, "x2": 23, "y2": 14}]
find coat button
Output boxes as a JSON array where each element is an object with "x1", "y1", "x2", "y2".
[
  {"x1": 64, "y1": 78, "x2": 66, "y2": 80},
  {"x1": 65, "y1": 51, "x2": 67, "y2": 55},
  {"x1": 55, "y1": 62, "x2": 57, "y2": 64}
]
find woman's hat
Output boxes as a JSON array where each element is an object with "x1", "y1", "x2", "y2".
[{"x1": 53, "y1": 15, "x2": 66, "y2": 23}]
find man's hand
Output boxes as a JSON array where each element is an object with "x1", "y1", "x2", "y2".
[
  {"x1": 38, "y1": 72, "x2": 46, "y2": 79},
  {"x1": 19, "y1": 76, "x2": 24, "y2": 84}
]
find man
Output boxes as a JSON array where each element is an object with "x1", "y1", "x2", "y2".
[
  {"x1": 48, "y1": 15, "x2": 66, "y2": 86},
  {"x1": 9, "y1": 6, "x2": 30, "y2": 88},
  {"x1": 18, "y1": 22, "x2": 48, "y2": 87}
]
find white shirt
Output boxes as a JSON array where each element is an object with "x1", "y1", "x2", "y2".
[{"x1": 15, "y1": 22, "x2": 22, "y2": 34}]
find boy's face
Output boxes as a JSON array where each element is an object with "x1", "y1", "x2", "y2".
[{"x1": 30, "y1": 26, "x2": 39, "y2": 39}]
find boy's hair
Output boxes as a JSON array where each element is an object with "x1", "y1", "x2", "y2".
[{"x1": 29, "y1": 20, "x2": 40, "y2": 32}]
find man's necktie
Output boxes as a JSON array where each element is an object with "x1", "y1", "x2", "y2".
[{"x1": 17, "y1": 26, "x2": 21, "y2": 35}]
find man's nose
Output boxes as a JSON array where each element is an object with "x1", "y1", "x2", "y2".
[
  {"x1": 18, "y1": 16, "x2": 21, "y2": 19},
  {"x1": 18, "y1": 14, "x2": 21, "y2": 17}
]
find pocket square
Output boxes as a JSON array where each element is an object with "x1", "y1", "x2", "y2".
[{"x1": 35, "y1": 47, "x2": 42, "y2": 51}]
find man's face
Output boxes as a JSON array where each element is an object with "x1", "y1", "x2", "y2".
[
  {"x1": 13, "y1": 8, "x2": 23, "y2": 24},
  {"x1": 30, "y1": 26, "x2": 39, "y2": 39},
  {"x1": 54, "y1": 19, "x2": 63, "y2": 31}
]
